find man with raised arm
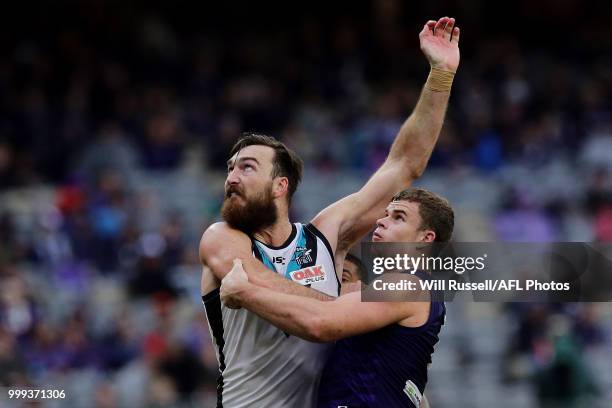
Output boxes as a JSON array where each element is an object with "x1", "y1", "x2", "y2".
[
  {"x1": 199, "y1": 16, "x2": 460, "y2": 407},
  {"x1": 221, "y1": 188, "x2": 454, "y2": 407}
]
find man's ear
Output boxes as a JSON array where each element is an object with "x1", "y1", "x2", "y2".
[
  {"x1": 421, "y1": 229, "x2": 436, "y2": 243},
  {"x1": 272, "y1": 177, "x2": 289, "y2": 199}
]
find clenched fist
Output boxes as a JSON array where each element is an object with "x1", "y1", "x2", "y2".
[{"x1": 220, "y1": 258, "x2": 249, "y2": 309}]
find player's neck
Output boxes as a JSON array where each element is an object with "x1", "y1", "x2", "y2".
[{"x1": 253, "y1": 219, "x2": 293, "y2": 247}]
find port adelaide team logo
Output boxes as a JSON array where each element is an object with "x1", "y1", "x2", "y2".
[{"x1": 294, "y1": 246, "x2": 313, "y2": 266}]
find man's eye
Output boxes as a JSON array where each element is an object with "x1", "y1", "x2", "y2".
[{"x1": 244, "y1": 164, "x2": 254, "y2": 170}]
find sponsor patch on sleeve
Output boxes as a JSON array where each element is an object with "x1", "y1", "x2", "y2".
[
  {"x1": 403, "y1": 380, "x2": 422, "y2": 407},
  {"x1": 289, "y1": 265, "x2": 327, "y2": 285}
]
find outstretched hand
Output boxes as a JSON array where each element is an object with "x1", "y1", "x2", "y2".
[
  {"x1": 220, "y1": 258, "x2": 249, "y2": 309},
  {"x1": 419, "y1": 17, "x2": 460, "y2": 73}
]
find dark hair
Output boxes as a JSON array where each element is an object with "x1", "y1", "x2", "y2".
[
  {"x1": 344, "y1": 253, "x2": 366, "y2": 281},
  {"x1": 391, "y1": 188, "x2": 454, "y2": 242},
  {"x1": 229, "y1": 132, "x2": 304, "y2": 203}
]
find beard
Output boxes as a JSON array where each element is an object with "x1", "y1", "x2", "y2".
[{"x1": 221, "y1": 182, "x2": 278, "y2": 235}]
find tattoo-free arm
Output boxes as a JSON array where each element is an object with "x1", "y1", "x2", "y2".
[
  {"x1": 200, "y1": 222, "x2": 333, "y2": 301},
  {"x1": 235, "y1": 280, "x2": 426, "y2": 342},
  {"x1": 311, "y1": 18, "x2": 461, "y2": 252}
]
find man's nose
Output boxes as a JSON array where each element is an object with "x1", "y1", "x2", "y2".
[
  {"x1": 226, "y1": 169, "x2": 240, "y2": 185},
  {"x1": 376, "y1": 217, "x2": 387, "y2": 229}
]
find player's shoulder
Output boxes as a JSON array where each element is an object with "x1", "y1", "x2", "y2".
[
  {"x1": 199, "y1": 222, "x2": 251, "y2": 251},
  {"x1": 200, "y1": 221, "x2": 226, "y2": 243},
  {"x1": 202, "y1": 221, "x2": 231, "y2": 235}
]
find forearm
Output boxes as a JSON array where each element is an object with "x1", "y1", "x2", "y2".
[
  {"x1": 246, "y1": 264, "x2": 334, "y2": 301},
  {"x1": 239, "y1": 283, "x2": 329, "y2": 341},
  {"x1": 201, "y1": 223, "x2": 333, "y2": 301},
  {"x1": 387, "y1": 69, "x2": 453, "y2": 177}
]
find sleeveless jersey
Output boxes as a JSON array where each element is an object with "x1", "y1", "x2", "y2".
[
  {"x1": 317, "y1": 271, "x2": 445, "y2": 408},
  {"x1": 202, "y1": 223, "x2": 340, "y2": 408}
]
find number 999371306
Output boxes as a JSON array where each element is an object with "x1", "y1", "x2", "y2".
[{"x1": 4, "y1": 388, "x2": 66, "y2": 401}]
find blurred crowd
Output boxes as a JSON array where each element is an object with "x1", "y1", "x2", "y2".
[{"x1": 1, "y1": 0, "x2": 612, "y2": 406}]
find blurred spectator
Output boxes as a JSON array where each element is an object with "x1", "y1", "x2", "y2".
[
  {"x1": 533, "y1": 315, "x2": 599, "y2": 408},
  {"x1": 0, "y1": 274, "x2": 36, "y2": 337},
  {"x1": 0, "y1": 327, "x2": 26, "y2": 386},
  {"x1": 494, "y1": 189, "x2": 558, "y2": 241}
]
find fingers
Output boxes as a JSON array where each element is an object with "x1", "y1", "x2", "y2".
[
  {"x1": 451, "y1": 26, "x2": 460, "y2": 44},
  {"x1": 429, "y1": 16, "x2": 457, "y2": 42},
  {"x1": 420, "y1": 20, "x2": 436, "y2": 37},
  {"x1": 434, "y1": 17, "x2": 448, "y2": 38},
  {"x1": 419, "y1": 24, "x2": 429, "y2": 37},
  {"x1": 444, "y1": 18, "x2": 455, "y2": 41}
]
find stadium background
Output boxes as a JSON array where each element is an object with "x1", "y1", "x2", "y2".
[{"x1": 1, "y1": 0, "x2": 611, "y2": 406}]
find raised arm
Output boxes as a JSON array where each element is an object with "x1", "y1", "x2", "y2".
[
  {"x1": 200, "y1": 222, "x2": 333, "y2": 303},
  {"x1": 311, "y1": 17, "x2": 461, "y2": 252}
]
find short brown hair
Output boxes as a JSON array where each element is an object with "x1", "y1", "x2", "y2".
[
  {"x1": 229, "y1": 132, "x2": 304, "y2": 203},
  {"x1": 392, "y1": 188, "x2": 454, "y2": 242}
]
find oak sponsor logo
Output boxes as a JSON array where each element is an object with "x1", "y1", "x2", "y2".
[{"x1": 289, "y1": 265, "x2": 327, "y2": 285}]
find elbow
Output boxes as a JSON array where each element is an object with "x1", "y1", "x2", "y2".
[
  {"x1": 405, "y1": 157, "x2": 429, "y2": 181},
  {"x1": 408, "y1": 165, "x2": 425, "y2": 180},
  {"x1": 304, "y1": 316, "x2": 334, "y2": 343}
]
